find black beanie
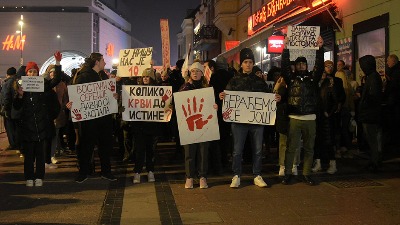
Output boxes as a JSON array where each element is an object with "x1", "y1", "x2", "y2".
[
  {"x1": 6, "y1": 67, "x2": 16, "y2": 76},
  {"x1": 295, "y1": 57, "x2": 307, "y2": 65},
  {"x1": 240, "y1": 48, "x2": 255, "y2": 66}
]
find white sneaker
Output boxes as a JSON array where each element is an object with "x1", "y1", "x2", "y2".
[
  {"x1": 327, "y1": 160, "x2": 337, "y2": 174},
  {"x1": 230, "y1": 175, "x2": 240, "y2": 188},
  {"x1": 185, "y1": 178, "x2": 193, "y2": 189},
  {"x1": 45, "y1": 163, "x2": 57, "y2": 169},
  {"x1": 278, "y1": 165, "x2": 285, "y2": 176},
  {"x1": 51, "y1": 157, "x2": 58, "y2": 164},
  {"x1": 133, "y1": 173, "x2": 141, "y2": 184},
  {"x1": 26, "y1": 180, "x2": 34, "y2": 187},
  {"x1": 148, "y1": 171, "x2": 155, "y2": 182},
  {"x1": 35, "y1": 179, "x2": 43, "y2": 187},
  {"x1": 292, "y1": 165, "x2": 298, "y2": 175},
  {"x1": 199, "y1": 177, "x2": 208, "y2": 189},
  {"x1": 312, "y1": 159, "x2": 322, "y2": 172},
  {"x1": 254, "y1": 175, "x2": 268, "y2": 187}
]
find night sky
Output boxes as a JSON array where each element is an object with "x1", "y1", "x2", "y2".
[{"x1": 125, "y1": 0, "x2": 199, "y2": 66}]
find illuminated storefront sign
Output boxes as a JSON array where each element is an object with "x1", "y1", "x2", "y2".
[
  {"x1": 106, "y1": 43, "x2": 115, "y2": 57},
  {"x1": 225, "y1": 41, "x2": 240, "y2": 51},
  {"x1": 2, "y1": 34, "x2": 26, "y2": 51},
  {"x1": 267, "y1": 36, "x2": 285, "y2": 53}
]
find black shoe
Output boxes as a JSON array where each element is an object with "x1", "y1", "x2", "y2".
[
  {"x1": 75, "y1": 174, "x2": 88, "y2": 183},
  {"x1": 302, "y1": 175, "x2": 315, "y2": 186},
  {"x1": 101, "y1": 173, "x2": 117, "y2": 181},
  {"x1": 281, "y1": 174, "x2": 292, "y2": 185}
]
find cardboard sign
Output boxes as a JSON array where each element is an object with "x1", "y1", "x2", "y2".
[
  {"x1": 160, "y1": 19, "x2": 171, "y2": 67},
  {"x1": 68, "y1": 78, "x2": 118, "y2": 122},
  {"x1": 289, "y1": 49, "x2": 316, "y2": 72},
  {"x1": 117, "y1": 48, "x2": 153, "y2": 77},
  {"x1": 121, "y1": 85, "x2": 173, "y2": 122},
  {"x1": 287, "y1": 25, "x2": 320, "y2": 50},
  {"x1": 173, "y1": 87, "x2": 220, "y2": 145},
  {"x1": 268, "y1": 35, "x2": 285, "y2": 54},
  {"x1": 21, "y1": 76, "x2": 44, "y2": 92},
  {"x1": 222, "y1": 91, "x2": 276, "y2": 125}
]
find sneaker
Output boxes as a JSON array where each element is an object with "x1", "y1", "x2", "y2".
[
  {"x1": 35, "y1": 179, "x2": 43, "y2": 187},
  {"x1": 230, "y1": 175, "x2": 240, "y2": 188},
  {"x1": 75, "y1": 174, "x2": 88, "y2": 183},
  {"x1": 199, "y1": 177, "x2": 208, "y2": 189},
  {"x1": 278, "y1": 165, "x2": 285, "y2": 176},
  {"x1": 148, "y1": 171, "x2": 155, "y2": 182},
  {"x1": 133, "y1": 173, "x2": 141, "y2": 184},
  {"x1": 292, "y1": 165, "x2": 298, "y2": 176},
  {"x1": 26, "y1": 180, "x2": 34, "y2": 187},
  {"x1": 185, "y1": 178, "x2": 193, "y2": 189},
  {"x1": 101, "y1": 173, "x2": 117, "y2": 181},
  {"x1": 51, "y1": 157, "x2": 58, "y2": 164},
  {"x1": 254, "y1": 175, "x2": 268, "y2": 187},
  {"x1": 45, "y1": 163, "x2": 58, "y2": 169}
]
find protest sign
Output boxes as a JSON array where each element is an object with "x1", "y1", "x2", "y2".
[
  {"x1": 121, "y1": 85, "x2": 173, "y2": 122},
  {"x1": 173, "y1": 87, "x2": 220, "y2": 145},
  {"x1": 160, "y1": 19, "x2": 171, "y2": 67},
  {"x1": 117, "y1": 47, "x2": 153, "y2": 77},
  {"x1": 287, "y1": 25, "x2": 320, "y2": 50},
  {"x1": 289, "y1": 49, "x2": 316, "y2": 72},
  {"x1": 21, "y1": 76, "x2": 44, "y2": 92},
  {"x1": 68, "y1": 78, "x2": 118, "y2": 122},
  {"x1": 222, "y1": 91, "x2": 276, "y2": 125}
]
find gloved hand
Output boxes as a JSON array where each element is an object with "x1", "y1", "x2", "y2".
[{"x1": 54, "y1": 51, "x2": 62, "y2": 62}]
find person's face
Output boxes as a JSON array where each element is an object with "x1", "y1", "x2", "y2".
[
  {"x1": 296, "y1": 62, "x2": 307, "y2": 72},
  {"x1": 142, "y1": 76, "x2": 150, "y2": 85},
  {"x1": 337, "y1": 61, "x2": 345, "y2": 71},
  {"x1": 324, "y1": 63, "x2": 334, "y2": 74},
  {"x1": 27, "y1": 69, "x2": 38, "y2": 76},
  {"x1": 161, "y1": 73, "x2": 168, "y2": 81},
  {"x1": 110, "y1": 74, "x2": 116, "y2": 78},
  {"x1": 387, "y1": 57, "x2": 396, "y2": 68},
  {"x1": 241, "y1": 59, "x2": 254, "y2": 74},
  {"x1": 190, "y1": 69, "x2": 202, "y2": 81},
  {"x1": 49, "y1": 71, "x2": 55, "y2": 79},
  {"x1": 97, "y1": 57, "x2": 106, "y2": 70}
]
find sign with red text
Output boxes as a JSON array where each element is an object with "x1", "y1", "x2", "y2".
[
  {"x1": 21, "y1": 76, "x2": 44, "y2": 92},
  {"x1": 68, "y1": 79, "x2": 118, "y2": 122},
  {"x1": 160, "y1": 19, "x2": 171, "y2": 67},
  {"x1": 121, "y1": 85, "x2": 173, "y2": 122},
  {"x1": 174, "y1": 87, "x2": 220, "y2": 145},
  {"x1": 204, "y1": 66, "x2": 212, "y2": 83},
  {"x1": 2, "y1": 34, "x2": 26, "y2": 51},
  {"x1": 117, "y1": 48, "x2": 153, "y2": 77},
  {"x1": 287, "y1": 25, "x2": 320, "y2": 50},
  {"x1": 268, "y1": 35, "x2": 285, "y2": 53},
  {"x1": 222, "y1": 91, "x2": 276, "y2": 125}
]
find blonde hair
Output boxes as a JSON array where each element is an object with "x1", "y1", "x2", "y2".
[{"x1": 335, "y1": 71, "x2": 354, "y2": 111}]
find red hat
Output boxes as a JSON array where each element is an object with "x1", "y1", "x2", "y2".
[{"x1": 25, "y1": 62, "x2": 39, "y2": 73}]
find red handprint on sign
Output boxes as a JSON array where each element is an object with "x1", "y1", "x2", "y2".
[
  {"x1": 72, "y1": 109, "x2": 82, "y2": 121},
  {"x1": 162, "y1": 89, "x2": 172, "y2": 102},
  {"x1": 222, "y1": 108, "x2": 233, "y2": 120},
  {"x1": 181, "y1": 96, "x2": 213, "y2": 131},
  {"x1": 109, "y1": 81, "x2": 115, "y2": 92}
]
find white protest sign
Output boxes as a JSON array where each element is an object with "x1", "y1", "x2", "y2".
[
  {"x1": 68, "y1": 78, "x2": 118, "y2": 122},
  {"x1": 222, "y1": 91, "x2": 276, "y2": 125},
  {"x1": 117, "y1": 48, "x2": 153, "y2": 77},
  {"x1": 287, "y1": 25, "x2": 320, "y2": 50},
  {"x1": 290, "y1": 49, "x2": 316, "y2": 72},
  {"x1": 173, "y1": 87, "x2": 220, "y2": 145},
  {"x1": 122, "y1": 85, "x2": 173, "y2": 122},
  {"x1": 21, "y1": 76, "x2": 44, "y2": 92}
]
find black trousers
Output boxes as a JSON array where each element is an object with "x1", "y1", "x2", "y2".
[
  {"x1": 24, "y1": 141, "x2": 45, "y2": 180},
  {"x1": 78, "y1": 116, "x2": 113, "y2": 176},
  {"x1": 134, "y1": 134, "x2": 157, "y2": 173}
]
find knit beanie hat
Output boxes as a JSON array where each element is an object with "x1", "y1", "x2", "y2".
[
  {"x1": 189, "y1": 62, "x2": 204, "y2": 75},
  {"x1": 240, "y1": 48, "x2": 255, "y2": 66},
  {"x1": 6, "y1": 67, "x2": 16, "y2": 75},
  {"x1": 25, "y1": 62, "x2": 39, "y2": 73},
  {"x1": 295, "y1": 57, "x2": 307, "y2": 65},
  {"x1": 142, "y1": 68, "x2": 155, "y2": 80}
]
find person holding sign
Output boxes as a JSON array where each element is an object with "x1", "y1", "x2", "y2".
[
  {"x1": 13, "y1": 51, "x2": 62, "y2": 187},
  {"x1": 219, "y1": 48, "x2": 281, "y2": 188},
  {"x1": 179, "y1": 62, "x2": 216, "y2": 189},
  {"x1": 72, "y1": 53, "x2": 117, "y2": 183},
  {"x1": 280, "y1": 35, "x2": 324, "y2": 186}
]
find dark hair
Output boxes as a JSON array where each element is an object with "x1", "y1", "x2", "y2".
[
  {"x1": 205, "y1": 59, "x2": 216, "y2": 70},
  {"x1": 338, "y1": 60, "x2": 345, "y2": 66},
  {"x1": 267, "y1": 66, "x2": 281, "y2": 82},
  {"x1": 84, "y1": 52, "x2": 103, "y2": 68},
  {"x1": 71, "y1": 68, "x2": 78, "y2": 76},
  {"x1": 7, "y1": 67, "x2": 17, "y2": 75}
]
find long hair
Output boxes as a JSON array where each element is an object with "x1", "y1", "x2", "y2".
[
  {"x1": 83, "y1": 52, "x2": 103, "y2": 69},
  {"x1": 335, "y1": 70, "x2": 355, "y2": 110}
]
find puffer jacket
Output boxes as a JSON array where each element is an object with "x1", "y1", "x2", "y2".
[
  {"x1": 358, "y1": 55, "x2": 382, "y2": 124},
  {"x1": 225, "y1": 72, "x2": 268, "y2": 92},
  {"x1": 13, "y1": 65, "x2": 61, "y2": 142}
]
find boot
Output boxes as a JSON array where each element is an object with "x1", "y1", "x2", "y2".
[
  {"x1": 311, "y1": 159, "x2": 321, "y2": 172},
  {"x1": 327, "y1": 160, "x2": 337, "y2": 174}
]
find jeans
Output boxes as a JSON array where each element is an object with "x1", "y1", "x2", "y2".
[
  {"x1": 231, "y1": 123, "x2": 264, "y2": 176},
  {"x1": 362, "y1": 123, "x2": 382, "y2": 167},
  {"x1": 285, "y1": 118, "x2": 316, "y2": 175}
]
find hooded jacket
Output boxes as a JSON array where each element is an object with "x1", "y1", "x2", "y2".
[{"x1": 358, "y1": 55, "x2": 383, "y2": 124}]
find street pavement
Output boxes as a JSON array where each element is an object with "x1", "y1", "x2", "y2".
[{"x1": 0, "y1": 132, "x2": 399, "y2": 225}]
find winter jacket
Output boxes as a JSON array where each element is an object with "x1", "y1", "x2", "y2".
[
  {"x1": 275, "y1": 84, "x2": 290, "y2": 134},
  {"x1": 0, "y1": 76, "x2": 16, "y2": 118},
  {"x1": 225, "y1": 72, "x2": 268, "y2": 93}
]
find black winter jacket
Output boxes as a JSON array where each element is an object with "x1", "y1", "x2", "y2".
[{"x1": 225, "y1": 72, "x2": 268, "y2": 93}]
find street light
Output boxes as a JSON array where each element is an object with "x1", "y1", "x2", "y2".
[
  {"x1": 57, "y1": 34, "x2": 61, "y2": 51},
  {"x1": 18, "y1": 15, "x2": 23, "y2": 66},
  {"x1": 256, "y1": 46, "x2": 262, "y2": 72}
]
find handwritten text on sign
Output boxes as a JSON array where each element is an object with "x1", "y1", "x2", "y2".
[
  {"x1": 68, "y1": 78, "x2": 118, "y2": 122},
  {"x1": 287, "y1": 25, "x2": 320, "y2": 50},
  {"x1": 222, "y1": 91, "x2": 276, "y2": 125},
  {"x1": 21, "y1": 76, "x2": 44, "y2": 92},
  {"x1": 122, "y1": 85, "x2": 173, "y2": 122},
  {"x1": 117, "y1": 48, "x2": 153, "y2": 77},
  {"x1": 173, "y1": 87, "x2": 220, "y2": 145}
]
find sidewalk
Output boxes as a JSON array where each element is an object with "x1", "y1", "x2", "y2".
[{"x1": 0, "y1": 133, "x2": 399, "y2": 225}]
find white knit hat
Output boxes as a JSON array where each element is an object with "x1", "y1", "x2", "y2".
[{"x1": 189, "y1": 62, "x2": 204, "y2": 75}]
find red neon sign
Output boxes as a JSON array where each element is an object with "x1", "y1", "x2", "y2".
[
  {"x1": 2, "y1": 35, "x2": 26, "y2": 51},
  {"x1": 106, "y1": 43, "x2": 114, "y2": 57},
  {"x1": 268, "y1": 36, "x2": 285, "y2": 53}
]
